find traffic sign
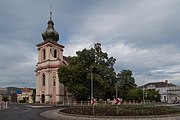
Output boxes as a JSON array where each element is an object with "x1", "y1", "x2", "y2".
[
  {"x1": 16, "y1": 90, "x2": 22, "y2": 94},
  {"x1": 114, "y1": 97, "x2": 120, "y2": 105},
  {"x1": 91, "y1": 99, "x2": 95, "y2": 105}
]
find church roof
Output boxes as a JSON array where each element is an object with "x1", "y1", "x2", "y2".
[{"x1": 42, "y1": 12, "x2": 59, "y2": 42}]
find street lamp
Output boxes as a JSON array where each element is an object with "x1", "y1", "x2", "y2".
[
  {"x1": 90, "y1": 70, "x2": 93, "y2": 100},
  {"x1": 116, "y1": 84, "x2": 118, "y2": 98},
  {"x1": 86, "y1": 67, "x2": 94, "y2": 115},
  {"x1": 143, "y1": 74, "x2": 151, "y2": 104},
  {"x1": 86, "y1": 68, "x2": 93, "y2": 100}
]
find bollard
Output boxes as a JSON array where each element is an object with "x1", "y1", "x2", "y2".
[
  {"x1": 81, "y1": 101, "x2": 83, "y2": 106},
  {"x1": 105, "y1": 101, "x2": 107, "y2": 106}
]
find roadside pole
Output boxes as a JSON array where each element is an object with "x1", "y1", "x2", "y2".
[
  {"x1": 114, "y1": 97, "x2": 120, "y2": 114},
  {"x1": 90, "y1": 70, "x2": 94, "y2": 115}
]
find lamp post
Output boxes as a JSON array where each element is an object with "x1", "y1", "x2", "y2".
[
  {"x1": 116, "y1": 84, "x2": 118, "y2": 98},
  {"x1": 90, "y1": 70, "x2": 93, "y2": 100},
  {"x1": 86, "y1": 68, "x2": 93, "y2": 100},
  {"x1": 143, "y1": 74, "x2": 151, "y2": 104},
  {"x1": 89, "y1": 68, "x2": 94, "y2": 115}
]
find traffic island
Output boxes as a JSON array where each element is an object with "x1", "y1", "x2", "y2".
[
  {"x1": 60, "y1": 105, "x2": 180, "y2": 116},
  {"x1": 41, "y1": 105, "x2": 180, "y2": 120}
]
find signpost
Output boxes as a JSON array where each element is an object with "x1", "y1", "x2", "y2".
[
  {"x1": 16, "y1": 90, "x2": 22, "y2": 94},
  {"x1": 114, "y1": 97, "x2": 120, "y2": 114},
  {"x1": 91, "y1": 99, "x2": 95, "y2": 115}
]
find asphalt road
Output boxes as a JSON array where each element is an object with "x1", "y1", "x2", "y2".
[{"x1": 0, "y1": 103, "x2": 57, "y2": 120}]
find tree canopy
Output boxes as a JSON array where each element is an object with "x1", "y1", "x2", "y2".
[
  {"x1": 58, "y1": 43, "x2": 139, "y2": 101},
  {"x1": 58, "y1": 43, "x2": 116, "y2": 100},
  {"x1": 116, "y1": 70, "x2": 137, "y2": 100}
]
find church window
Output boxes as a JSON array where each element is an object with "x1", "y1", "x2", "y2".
[
  {"x1": 42, "y1": 73, "x2": 45, "y2": 86},
  {"x1": 43, "y1": 49, "x2": 46, "y2": 60},
  {"x1": 54, "y1": 49, "x2": 57, "y2": 58},
  {"x1": 53, "y1": 79, "x2": 56, "y2": 86}
]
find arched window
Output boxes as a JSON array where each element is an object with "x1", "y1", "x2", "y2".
[
  {"x1": 53, "y1": 79, "x2": 56, "y2": 86},
  {"x1": 43, "y1": 49, "x2": 46, "y2": 60},
  {"x1": 54, "y1": 49, "x2": 57, "y2": 58},
  {"x1": 42, "y1": 73, "x2": 45, "y2": 86}
]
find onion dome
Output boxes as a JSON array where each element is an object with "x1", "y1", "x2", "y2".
[{"x1": 42, "y1": 19, "x2": 59, "y2": 42}]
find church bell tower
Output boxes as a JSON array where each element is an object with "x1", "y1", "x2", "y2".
[{"x1": 35, "y1": 12, "x2": 68, "y2": 104}]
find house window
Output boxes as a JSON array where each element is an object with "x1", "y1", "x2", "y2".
[
  {"x1": 42, "y1": 73, "x2": 45, "y2": 86},
  {"x1": 54, "y1": 49, "x2": 57, "y2": 58},
  {"x1": 164, "y1": 96, "x2": 167, "y2": 101},
  {"x1": 43, "y1": 49, "x2": 46, "y2": 60}
]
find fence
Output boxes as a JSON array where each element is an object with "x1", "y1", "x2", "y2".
[{"x1": 62, "y1": 100, "x2": 151, "y2": 106}]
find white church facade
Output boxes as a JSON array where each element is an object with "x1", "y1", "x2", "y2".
[{"x1": 35, "y1": 14, "x2": 70, "y2": 104}]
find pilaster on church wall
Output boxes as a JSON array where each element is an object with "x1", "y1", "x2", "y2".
[
  {"x1": 55, "y1": 71, "x2": 60, "y2": 95},
  {"x1": 47, "y1": 46, "x2": 51, "y2": 60},
  {"x1": 59, "y1": 48, "x2": 63, "y2": 61},
  {"x1": 36, "y1": 73, "x2": 40, "y2": 95},
  {"x1": 45, "y1": 70, "x2": 49, "y2": 95},
  {"x1": 40, "y1": 48, "x2": 42, "y2": 62}
]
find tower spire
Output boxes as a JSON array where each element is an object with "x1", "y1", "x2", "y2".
[
  {"x1": 50, "y1": 5, "x2": 52, "y2": 20},
  {"x1": 42, "y1": 5, "x2": 59, "y2": 42}
]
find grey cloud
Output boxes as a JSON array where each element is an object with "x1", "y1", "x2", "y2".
[{"x1": 0, "y1": 0, "x2": 180, "y2": 87}]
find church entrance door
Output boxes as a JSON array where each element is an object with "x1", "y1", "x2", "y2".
[{"x1": 41, "y1": 94, "x2": 45, "y2": 103}]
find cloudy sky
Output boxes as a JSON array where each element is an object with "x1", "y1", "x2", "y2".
[{"x1": 0, "y1": 0, "x2": 180, "y2": 88}]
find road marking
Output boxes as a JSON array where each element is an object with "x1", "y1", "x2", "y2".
[{"x1": 26, "y1": 105, "x2": 52, "y2": 108}]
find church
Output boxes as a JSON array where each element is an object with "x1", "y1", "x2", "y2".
[{"x1": 35, "y1": 12, "x2": 71, "y2": 104}]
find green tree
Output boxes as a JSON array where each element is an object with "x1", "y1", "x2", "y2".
[
  {"x1": 144, "y1": 89, "x2": 160, "y2": 102},
  {"x1": 127, "y1": 88, "x2": 142, "y2": 101},
  {"x1": 127, "y1": 88, "x2": 160, "y2": 102},
  {"x1": 116, "y1": 70, "x2": 136, "y2": 100},
  {"x1": 58, "y1": 43, "x2": 116, "y2": 100}
]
